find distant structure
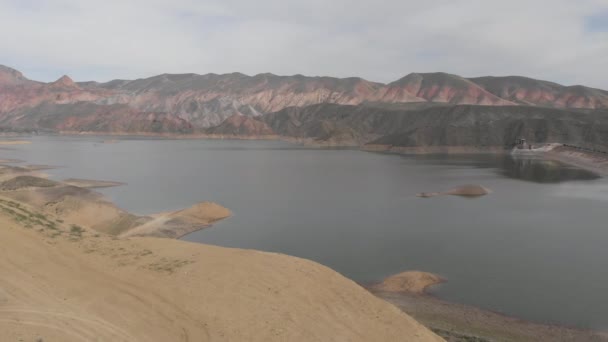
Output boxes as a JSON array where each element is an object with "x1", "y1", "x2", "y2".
[{"x1": 515, "y1": 138, "x2": 527, "y2": 149}]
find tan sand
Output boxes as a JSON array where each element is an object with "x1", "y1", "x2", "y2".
[
  {"x1": 120, "y1": 202, "x2": 232, "y2": 238},
  {"x1": 372, "y1": 271, "x2": 445, "y2": 294},
  {"x1": 0, "y1": 140, "x2": 31, "y2": 145},
  {"x1": 0, "y1": 174, "x2": 227, "y2": 238},
  {"x1": 0, "y1": 205, "x2": 442, "y2": 342},
  {"x1": 63, "y1": 178, "x2": 125, "y2": 188},
  {"x1": 22, "y1": 164, "x2": 56, "y2": 171}
]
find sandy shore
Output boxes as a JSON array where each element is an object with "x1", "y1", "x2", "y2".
[
  {"x1": 63, "y1": 178, "x2": 125, "y2": 188},
  {"x1": 368, "y1": 271, "x2": 608, "y2": 341},
  {"x1": 0, "y1": 166, "x2": 231, "y2": 238},
  {"x1": 4, "y1": 135, "x2": 607, "y2": 341},
  {"x1": 0, "y1": 164, "x2": 442, "y2": 341},
  {"x1": 0, "y1": 140, "x2": 31, "y2": 145},
  {"x1": 0, "y1": 200, "x2": 441, "y2": 341},
  {"x1": 372, "y1": 289, "x2": 608, "y2": 342}
]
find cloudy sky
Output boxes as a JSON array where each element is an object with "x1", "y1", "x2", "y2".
[{"x1": 0, "y1": 0, "x2": 607, "y2": 88}]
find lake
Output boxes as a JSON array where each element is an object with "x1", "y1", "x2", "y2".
[{"x1": 2, "y1": 135, "x2": 607, "y2": 330}]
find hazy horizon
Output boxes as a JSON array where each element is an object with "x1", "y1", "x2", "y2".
[{"x1": 0, "y1": 0, "x2": 606, "y2": 88}]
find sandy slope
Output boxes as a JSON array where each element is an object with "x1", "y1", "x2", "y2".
[
  {"x1": 0, "y1": 171, "x2": 230, "y2": 238},
  {"x1": 0, "y1": 212, "x2": 442, "y2": 341}
]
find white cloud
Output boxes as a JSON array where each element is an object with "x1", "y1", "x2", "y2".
[{"x1": 0, "y1": 0, "x2": 606, "y2": 88}]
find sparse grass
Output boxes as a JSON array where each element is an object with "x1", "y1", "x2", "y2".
[
  {"x1": 432, "y1": 328, "x2": 491, "y2": 342},
  {"x1": 49, "y1": 231, "x2": 62, "y2": 238},
  {"x1": 70, "y1": 225, "x2": 85, "y2": 238},
  {"x1": 140, "y1": 249, "x2": 153, "y2": 256},
  {"x1": 0, "y1": 199, "x2": 71, "y2": 236},
  {"x1": 147, "y1": 258, "x2": 192, "y2": 274}
]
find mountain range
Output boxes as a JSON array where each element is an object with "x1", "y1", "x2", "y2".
[{"x1": 1, "y1": 64, "x2": 607, "y2": 150}]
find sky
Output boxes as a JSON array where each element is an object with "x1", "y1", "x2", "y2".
[{"x1": 0, "y1": 0, "x2": 607, "y2": 88}]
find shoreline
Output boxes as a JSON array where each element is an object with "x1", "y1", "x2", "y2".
[
  {"x1": 366, "y1": 271, "x2": 608, "y2": 341},
  {"x1": 370, "y1": 289, "x2": 608, "y2": 342},
  {"x1": 0, "y1": 162, "x2": 441, "y2": 341},
  {"x1": 0, "y1": 199, "x2": 439, "y2": 342},
  {"x1": 21, "y1": 131, "x2": 608, "y2": 175},
  {"x1": 3, "y1": 134, "x2": 608, "y2": 339},
  {"x1": 66, "y1": 132, "x2": 608, "y2": 175}
]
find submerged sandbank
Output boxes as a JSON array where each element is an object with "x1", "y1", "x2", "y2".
[
  {"x1": 63, "y1": 178, "x2": 125, "y2": 188},
  {"x1": 417, "y1": 184, "x2": 492, "y2": 198}
]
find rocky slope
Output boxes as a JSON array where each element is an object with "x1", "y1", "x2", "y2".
[
  {"x1": 0, "y1": 66, "x2": 109, "y2": 114},
  {"x1": 471, "y1": 75, "x2": 608, "y2": 109},
  {"x1": 206, "y1": 114, "x2": 275, "y2": 136},
  {"x1": 260, "y1": 103, "x2": 608, "y2": 150},
  {"x1": 383, "y1": 72, "x2": 515, "y2": 105},
  {"x1": 1, "y1": 64, "x2": 608, "y2": 136}
]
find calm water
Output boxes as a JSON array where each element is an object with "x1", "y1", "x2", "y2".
[{"x1": 2, "y1": 135, "x2": 608, "y2": 330}]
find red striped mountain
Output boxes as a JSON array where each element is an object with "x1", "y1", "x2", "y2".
[
  {"x1": 1, "y1": 64, "x2": 607, "y2": 134},
  {"x1": 380, "y1": 72, "x2": 515, "y2": 105},
  {"x1": 0, "y1": 66, "x2": 109, "y2": 114},
  {"x1": 470, "y1": 76, "x2": 608, "y2": 108}
]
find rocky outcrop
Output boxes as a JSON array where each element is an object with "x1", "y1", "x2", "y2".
[
  {"x1": 262, "y1": 103, "x2": 608, "y2": 150},
  {"x1": 0, "y1": 102, "x2": 195, "y2": 134},
  {"x1": 49, "y1": 75, "x2": 79, "y2": 89},
  {"x1": 205, "y1": 114, "x2": 275, "y2": 136},
  {"x1": 0, "y1": 65, "x2": 31, "y2": 85}
]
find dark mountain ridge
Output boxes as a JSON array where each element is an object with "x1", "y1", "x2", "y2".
[{"x1": 1, "y1": 64, "x2": 608, "y2": 150}]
